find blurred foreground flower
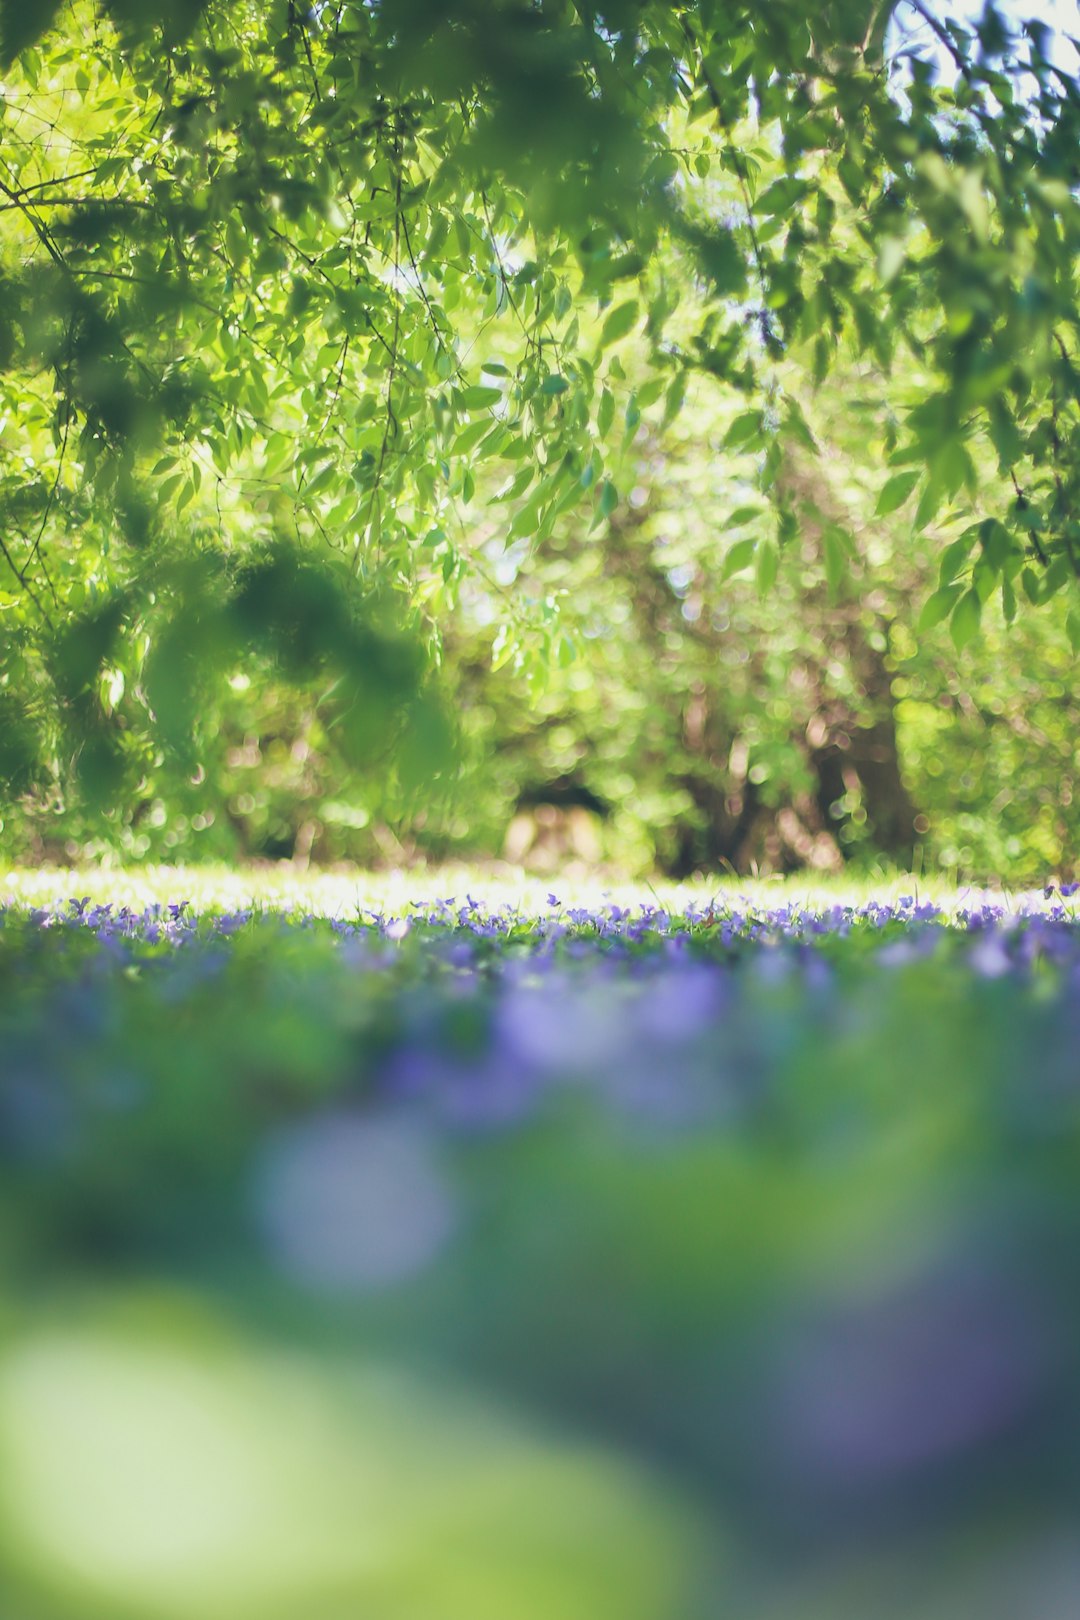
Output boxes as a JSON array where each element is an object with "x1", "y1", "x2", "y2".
[{"x1": 252, "y1": 1113, "x2": 456, "y2": 1292}]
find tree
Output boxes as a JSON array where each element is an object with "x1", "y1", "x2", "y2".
[{"x1": 0, "y1": 0, "x2": 1077, "y2": 837}]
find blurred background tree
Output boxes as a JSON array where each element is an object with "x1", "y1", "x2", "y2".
[{"x1": 0, "y1": 0, "x2": 1077, "y2": 878}]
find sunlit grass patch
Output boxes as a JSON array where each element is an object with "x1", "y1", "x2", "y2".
[{"x1": 0, "y1": 861, "x2": 1060, "y2": 921}]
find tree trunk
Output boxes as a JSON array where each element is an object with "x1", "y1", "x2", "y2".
[{"x1": 776, "y1": 441, "x2": 919, "y2": 867}]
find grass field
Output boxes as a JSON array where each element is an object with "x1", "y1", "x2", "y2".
[{"x1": 2, "y1": 866, "x2": 1078, "y2": 1620}]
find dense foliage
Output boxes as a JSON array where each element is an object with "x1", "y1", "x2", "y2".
[
  {"x1": 3, "y1": 881, "x2": 1080, "y2": 1616},
  {"x1": 0, "y1": 0, "x2": 1078, "y2": 873}
]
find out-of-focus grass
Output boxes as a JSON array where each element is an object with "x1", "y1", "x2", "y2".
[
  {"x1": 0, "y1": 1301, "x2": 703, "y2": 1620},
  {"x1": 2, "y1": 868, "x2": 1078, "y2": 1620}
]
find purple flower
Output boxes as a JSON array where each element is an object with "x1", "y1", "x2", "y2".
[{"x1": 253, "y1": 1112, "x2": 456, "y2": 1292}]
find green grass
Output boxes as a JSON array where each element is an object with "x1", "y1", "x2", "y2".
[{"x1": 2, "y1": 859, "x2": 1076, "y2": 1620}]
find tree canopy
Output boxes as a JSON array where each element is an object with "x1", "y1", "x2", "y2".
[{"x1": 0, "y1": 0, "x2": 1078, "y2": 855}]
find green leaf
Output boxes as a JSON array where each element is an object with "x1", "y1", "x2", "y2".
[
  {"x1": 478, "y1": 426, "x2": 510, "y2": 459},
  {"x1": 938, "y1": 439, "x2": 976, "y2": 499},
  {"x1": 490, "y1": 623, "x2": 515, "y2": 670},
  {"x1": 0, "y1": 0, "x2": 62, "y2": 62},
  {"x1": 540, "y1": 375, "x2": 570, "y2": 396},
  {"x1": 1041, "y1": 556, "x2": 1071, "y2": 600},
  {"x1": 841, "y1": 152, "x2": 867, "y2": 199},
  {"x1": 949, "y1": 588, "x2": 982, "y2": 650},
  {"x1": 721, "y1": 538, "x2": 756, "y2": 580},
  {"x1": 783, "y1": 400, "x2": 817, "y2": 454},
  {"x1": 972, "y1": 554, "x2": 999, "y2": 604},
  {"x1": 550, "y1": 476, "x2": 587, "y2": 519},
  {"x1": 597, "y1": 388, "x2": 615, "y2": 438},
  {"x1": 755, "y1": 538, "x2": 779, "y2": 596},
  {"x1": 460, "y1": 384, "x2": 502, "y2": 411},
  {"x1": 724, "y1": 411, "x2": 764, "y2": 451},
  {"x1": 509, "y1": 495, "x2": 544, "y2": 539},
  {"x1": 918, "y1": 583, "x2": 962, "y2": 631},
  {"x1": 599, "y1": 301, "x2": 639, "y2": 348},
  {"x1": 812, "y1": 335, "x2": 831, "y2": 386},
  {"x1": 635, "y1": 376, "x2": 666, "y2": 409},
  {"x1": 913, "y1": 476, "x2": 946, "y2": 532},
  {"x1": 452, "y1": 418, "x2": 493, "y2": 455},
  {"x1": 589, "y1": 480, "x2": 619, "y2": 531},
  {"x1": 495, "y1": 466, "x2": 535, "y2": 504},
  {"x1": 876, "y1": 470, "x2": 920, "y2": 517},
  {"x1": 756, "y1": 177, "x2": 810, "y2": 215},
  {"x1": 978, "y1": 518, "x2": 1013, "y2": 569},
  {"x1": 304, "y1": 462, "x2": 336, "y2": 498},
  {"x1": 661, "y1": 373, "x2": 687, "y2": 428},
  {"x1": 938, "y1": 532, "x2": 977, "y2": 586}
]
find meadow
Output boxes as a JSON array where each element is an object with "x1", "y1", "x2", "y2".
[
  {"x1": 3, "y1": 2, "x2": 1080, "y2": 1615},
  {"x1": 2, "y1": 865, "x2": 1079, "y2": 1619}
]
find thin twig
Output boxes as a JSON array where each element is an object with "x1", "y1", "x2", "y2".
[
  {"x1": 0, "y1": 532, "x2": 52, "y2": 624},
  {"x1": 903, "y1": 0, "x2": 977, "y2": 85}
]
